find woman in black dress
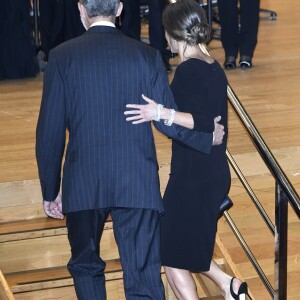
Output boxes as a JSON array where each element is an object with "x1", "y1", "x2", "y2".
[{"x1": 125, "y1": 0, "x2": 251, "y2": 299}]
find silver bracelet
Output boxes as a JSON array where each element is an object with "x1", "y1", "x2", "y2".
[
  {"x1": 154, "y1": 104, "x2": 164, "y2": 121},
  {"x1": 164, "y1": 109, "x2": 176, "y2": 126}
]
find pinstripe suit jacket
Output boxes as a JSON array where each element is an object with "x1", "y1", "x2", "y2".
[{"x1": 36, "y1": 26, "x2": 213, "y2": 213}]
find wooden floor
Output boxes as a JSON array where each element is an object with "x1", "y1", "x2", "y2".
[{"x1": 0, "y1": 0, "x2": 300, "y2": 299}]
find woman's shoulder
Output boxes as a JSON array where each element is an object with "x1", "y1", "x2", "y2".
[
  {"x1": 173, "y1": 59, "x2": 202, "y2": 81},
  {"x1": 174, "y1": 58, "x2": 224, "y2": 81},
  {"x1": 176, "y1": 58, "x2": 220, "y2": 74}
]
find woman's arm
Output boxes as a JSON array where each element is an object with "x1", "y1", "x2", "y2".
[
  {"x1": 125, "y1": 94, "x2": 195, "y2": 129},
  {"x1": 125, "y1": 94, "x2": 224, "y2": 145}
]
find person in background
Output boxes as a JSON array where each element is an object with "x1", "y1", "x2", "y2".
[
  {"x1": 218, "y1": 0, "x2": 260, "y2": 69},
  {"x1": 125, "y1": 1, "x2": 252, "y2": 299},
  {"x1": 0, "y1": 0, "x2": 39, "y2": 80},
  {"x1": 120, "y1": 0, "x2": 172, "y2": 71},
  {"x1": 39, "y1": 0, "x2": 85, "y2": 62},
  {"x1": 38, "y1": 0, "x2": 63, "y2": 62}
]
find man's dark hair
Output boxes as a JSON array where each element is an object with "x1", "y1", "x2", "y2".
[{"x1": 79, "y1": 0, "x2": 120, "y2": 18}]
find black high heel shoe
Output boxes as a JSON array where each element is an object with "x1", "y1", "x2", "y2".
[{"x1": 230, "y1": 277, "x2": 252, "y2": 300}]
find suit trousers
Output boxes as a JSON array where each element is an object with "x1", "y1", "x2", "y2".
[
  {"x1": 218, "y1": 0, "x2": 260, "y2": 58},
  {"x1": 66, "y1": 208, "x2": 165, "y2": 300}
]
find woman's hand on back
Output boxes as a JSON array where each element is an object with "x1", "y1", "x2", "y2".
[{"x1": 125, "y1": 94, "x2": 158, "y2": 124}]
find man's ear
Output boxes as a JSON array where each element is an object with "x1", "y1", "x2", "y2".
[
  {"x1": 78, "y1": 2, "x2": 86, "y2": 18},
  {"x1": 116, "y1": 2, "x2": 123, "y2": 17}
]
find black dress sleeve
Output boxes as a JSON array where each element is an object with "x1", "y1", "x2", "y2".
[{"x1": 191, "y1": 112, "x2": 214, "y2": 132}]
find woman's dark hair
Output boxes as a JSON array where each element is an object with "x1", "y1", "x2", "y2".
[{"x1": 163, "y1": 0, "x2": 210, "y2": 45}]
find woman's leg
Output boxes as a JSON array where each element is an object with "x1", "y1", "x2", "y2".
[
  {"x1": 164, "y1": 261, "x2": 246, "y2": 300},
  {"x1": 164, "y1": 266, "x2": 199, "y2": 300},
  {"x1": 202, "y1": 260, "x2": 243, "y2": 300}
]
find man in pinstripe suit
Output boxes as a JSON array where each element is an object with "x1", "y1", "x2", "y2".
[{"x1": 36, "y1": 0, "x2": 224, "y2": 299}]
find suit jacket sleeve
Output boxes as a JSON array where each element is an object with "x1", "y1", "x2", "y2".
[
  {"x1": 150, "y1": 51, "x2": 213, "y2": 154},
  {"x1": 36, "y1": 50, "x2": 66, "y2": 201}
]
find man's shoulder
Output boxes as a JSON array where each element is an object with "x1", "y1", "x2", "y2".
[
  {"x1": 51, "y1": 30, "x2": 157, "y2": 57},
  {"x1": 120, "y1": 34, "x2": 158, "y2": 57},
  {"x1": 52, "y1": 34, "x2": 86, "y2": 55}
]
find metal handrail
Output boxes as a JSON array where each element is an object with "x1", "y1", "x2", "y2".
[
  {"x1": 225, "y1": 84, "x2": 300, "y2": 299},
  {"x1": 226, "y1": 150, "x2": 275, "y2": 235},
  {"x1": 224, "y1": 211, "x2": 274, "y2": 297},
  {"x1": 227, "y1": 85, "x2": 300, "y2": 218}
]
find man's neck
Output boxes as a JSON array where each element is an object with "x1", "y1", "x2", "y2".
[{"x1": 88, "y1": 16, "x2": 115, "y2": 28}]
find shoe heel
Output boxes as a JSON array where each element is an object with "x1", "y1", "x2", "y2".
[
  {"x1": 238, "y1": 283, "x2": 252, "y2": 300},
  {"x1": 230, "y1": 278, "x2": 252, "y2": 300}
]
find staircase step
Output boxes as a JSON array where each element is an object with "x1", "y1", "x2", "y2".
[
  {"x1": 0, "y1": 269, "x2": 14, "y2": 300},
  {"x1": 6, "y1": 259, "x2": 122, "y2": 294},
  {"x1": 0, "y1": 214, "x2": 242, "y2": 300},
  {"x1": 1, "y1": 216, "x2": 112, "y2": 235},
  {"x1": 13, "y1": 281, "x2": 126, "y2": 300},
  {"x1": 0, "y1": 218, "x2": 66, "y2": 243},
  {"x1": 0, "y1": 215, "x2": 112, "y2": 242},
  {"x1": 200, "y1": 296, "x2": 224, "y2": 300},
  {"x1": 0, "y1": 218, "x2": 118, "y2": 274},
  {"x1": 0, "y1": 218, "x2": 66, "y2": 235}
]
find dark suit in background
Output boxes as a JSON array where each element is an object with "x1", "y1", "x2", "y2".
[
  {"x1": 36, "y1": 25, "x2": 213, "y2": 299},
  {"x1": 39, "y1": 0, "x2": 85, "y2": 60},
  {"x1": 0, "y1": 0, "x2": 38, "y2": 80},
  {"x1": 121, "y1": 0, "x2": 170, "y2": 62},
  {"x1": 218, "y1": 0, "x2": 260, "y2": 59},
  {"x1": 39, "y1": 0, "x2": 63, "y2": 60}
]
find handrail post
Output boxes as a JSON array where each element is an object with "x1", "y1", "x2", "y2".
[{"x1": 274, "y1": 183, "x2": 288, "y2": 300}]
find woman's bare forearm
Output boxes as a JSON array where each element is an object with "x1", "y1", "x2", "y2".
[
  {"x1": 160, "y1": 108, "x2": 194, "y2": 129},
  {"x1": 125, "y1": 94, "x2": 194, "y2": 129}
]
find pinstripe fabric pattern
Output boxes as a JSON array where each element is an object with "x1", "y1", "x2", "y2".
[
  {"x1": 67, "y1": 209, "x2": 108, "y2": 300},
  {"x1": 36, "y1": 26, "x2": 213, "y2": 213},
  {"x1": 73, "y1": 276, "x2": 106, "y2": 300},
  {"x1": 67, "y1": 208, "x2": 164, "y2": 300},
  {"x1": 111, "y1": 208, "x2": 164, "y2": 299}
]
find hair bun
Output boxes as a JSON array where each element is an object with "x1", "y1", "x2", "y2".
[
  {"x1": 188, "y1": 23, "x2": 211, "y2": 44},
  {"x1": 162, "y1": 0, "x2": 211, "y2": 46}
]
